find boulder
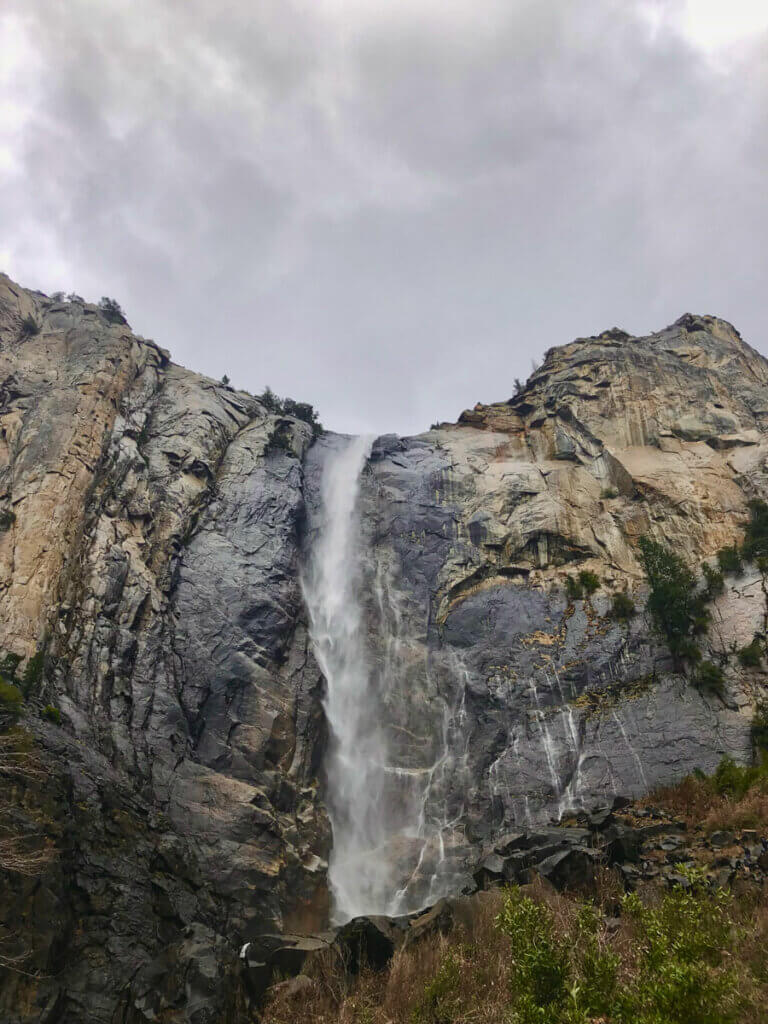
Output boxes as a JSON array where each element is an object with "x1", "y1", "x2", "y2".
[
  {"x1": 332, "y1": 916, "x2": 397, "y2": 973},
  {"x1": 535, "y1": 846, "x2": 601, "y2": 889}
]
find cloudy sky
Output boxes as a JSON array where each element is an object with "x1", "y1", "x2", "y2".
[{"x1": 1, "y1": 1, "x2": 766, "y2": 434}]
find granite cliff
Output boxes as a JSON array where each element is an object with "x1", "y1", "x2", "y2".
[{"x1": 0, "y1": 273, "x2": 766, "y2": 1021}]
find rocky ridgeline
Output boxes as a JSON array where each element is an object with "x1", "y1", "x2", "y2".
[{"x1": 1, "y1": 273, "x2": 767, "y2": 1022}]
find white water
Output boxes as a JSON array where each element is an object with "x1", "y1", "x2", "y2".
[
  {"x1": 302, "y1": 435, "x2": 380, "y2": 922},
  {"x1": 303, "y1": 436, "x2": 471, "y2": 922}
]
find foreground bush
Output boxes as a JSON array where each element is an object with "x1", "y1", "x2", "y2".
[{"x1": 261, "y1": 873, "x2": 768, "y2": 1024}]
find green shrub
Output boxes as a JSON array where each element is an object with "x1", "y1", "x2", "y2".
[
  {"x1": 618, "y1": 871, "x2": 740, "y2": 1024},
  {"x1": 0, "y1": 652, "x2": 22, "y2": 683},
  {"x1": 488, "y1": 876, "x2": 742, "y2": 1024},
  {"x1": 267, "y1": 426, "x2": 293, "y2": 454},
  {"x1": 570, "y1": 902, "x2": 620, "y2": 1018},
  {"x1": 609, "y1": 592, "x2": 635, "y2": 620},
  {"x1": 751, "y1": 699, "x2": 768, "y2": 753},
  {"x1": 695, "y1": 660, "x2": 726, "y2": 695},
  {"x1": 411, "y1": 949, "x2": 463, "y2": 1024},
  {"x1": 601, "y1": 487, "x2": 618, "y2": 499},
  {"x1": 41, "y1": 705, "x2": 61, "y2": 726},
  {"x1": 495, "y1": 890, "x2": 571, "y2": 1011},
  {"x1": 717, "y1": 544, "x2": 743, "y2": 575},
  {"x1": 98, "y1": 296, "x2": 128, "y2": 325},
  {"x1": 677, "y1": 637, "x2": 703, "y2": 664},
  {"x1": 282, "y1": 398, "x2": 322, "y2": 435},
  {"x1": 257, "y1": 387, "x2": 323, "y2": 436},
  {"x1": 0, "y1": 508, "x2": 15, "y2": 531},
  {"x1": 711, "y1": 756, "x2": 761, "y2": 800},
  {"x1": 578, "y1": 570, "x2": 600, "y2": 596},
  {"x1": 0, "y1": 678, "x2": 24, "y2": 719},
  {"x1": 565, "y1": 576, "x2": 583, "y2": 601},
  {"x1": 738, "y1": 638, "x2": 763, "y2": 668},
  {"x1": 19, "y1": 314, "x2": 40, "y2": 338},
  {"x1": 743, "y1": 498, "x2": 768, "y2": 562},
  {"x1": 702, "y1": 561, "x2": 725, "y2": 598},
  {"x1": 20, "y1": 651, "x2": 44, "y2": 698},
  {"x1": 258, "y1": 385, "x2": 282, "y2": 413},
  {"x1": 638, "y1": 536, "x2": 709, "y2": 662}
]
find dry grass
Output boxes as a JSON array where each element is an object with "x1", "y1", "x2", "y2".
[
  {"x1": 262, "y1": 876, "x2": 636, "y2": 1024},
  {"x1": 0, "y1": 731, "x2": 55, "y2": 878},
  {"x1": 260, "y1": 873, "x2": 768, "y2": 1024},
  {"x1": 261, "y1": 890, "x2": 511, "y2": 1024},
  {"x1": 650, "y1": 772, "x2": 768, "y2": 831}
]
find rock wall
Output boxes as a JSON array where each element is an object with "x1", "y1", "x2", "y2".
[{"x1": 0, "y1": 274, "x2": 765, "y2": 1021}]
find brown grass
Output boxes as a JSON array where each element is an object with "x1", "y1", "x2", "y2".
[
  {"x1": 261, "y1": 875, "x2": 635, "y2": 1024},
  {"x1": 261, "y1": 890, "x2": 511, "y2": 1024},
  {"x1": 260, "y1": 873, "x2": 768, "y2": 1024},
  {"x1": 650, "y1": 773, "x2": 768, "y2": 831},
  {"x1": 0, "y1": 732, "x2": 56, "y2": 878}
]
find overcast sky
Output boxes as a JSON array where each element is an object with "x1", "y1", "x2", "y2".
[{"x1": 1, "y1": 1, "x2": 767, "y2": 434}]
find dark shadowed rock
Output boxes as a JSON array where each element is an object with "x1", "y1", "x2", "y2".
[{"x1": 333, "y1": 917, "x2": 397, "y2": 973}]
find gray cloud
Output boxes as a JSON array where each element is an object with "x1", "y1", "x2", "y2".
[{"x1": 1, "y1": 0, "x2": 766, "y2": 433}]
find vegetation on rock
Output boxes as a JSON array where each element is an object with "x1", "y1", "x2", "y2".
[
  {"x1": 653, "y1": 712, "x2": 768, "y2": 830},
  {"x1": 578, "y1": 570, "x2": 600, "y2": 596},
  {"x1": 710, "y1": 499, "x2": 768, "y2": 580},
  {"x1": 41, "y1": 705, "x2": 61, "y2": 726},
  {"x1": 738, "y1": 638, "x2": 764, "y2": 668},
  {"x1": 0, "y1": 649, "x2": 47, "y2": 727},
  {"x1": 0, "y1": 679, "x2": 23, "y2": 723},
  {"x1": 609, "y1": 592, "x2": 635, "y2": 620},
  {"x1": 258, "y1": 385, "x2": 323, "y2": 436},
  {"x1": 743, "y1": 499, "x2": 768, "y2": 563},
  {"x1": 98, "y1": 296, "x2": 128, "y2": 325},
  {"x1": 565, "y1": 570, "x2": 601, "y2": 601},
  {"x1": 702, "y1": 561, "x2": 725, "y2": 598},
  {"x1": 637, "y1": 536, "x2": 710, "y2": 664},
  {"x1": 751, "y1": 699, "x2": 768, "y2": 753},
  {"x1": 18, "y1": 314, "x2": 40, "y2": 338},
  {"x1": 717, "y1": 545, "x2": 743, "y2": 575},
  {"x1": 694, "y1": 659, "x2": 726, "y2": 696}
]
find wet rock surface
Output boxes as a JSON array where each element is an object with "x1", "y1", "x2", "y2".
[{"x1": 1, "y1": 274, "x2": 767, "y2": 1021}]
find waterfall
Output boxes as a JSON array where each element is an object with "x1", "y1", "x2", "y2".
[
  {"x1": 304, "y1": 434, "x2": 471, "y2": 923},
  {"x1": 302, "y1": 434, "x2": 383, "y2": 922}
]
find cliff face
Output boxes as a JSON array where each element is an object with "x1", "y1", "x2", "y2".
[{"x1": 0, "y1": 275, "x2": 765, "y2": 1021}]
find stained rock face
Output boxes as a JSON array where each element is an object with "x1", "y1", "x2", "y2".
[
  {"x1": 0, "y1": 276, "x2": 330, "y2": 1022},
  {"x1": 0, "y1": 275, "x2": 765, "y2": 1021}
]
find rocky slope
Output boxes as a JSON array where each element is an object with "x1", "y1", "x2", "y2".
[{"x1": 0, "y1": 274, "x2": 766, "y2": 1022}]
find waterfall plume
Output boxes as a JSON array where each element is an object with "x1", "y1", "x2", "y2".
[
  {"x1": 304, "y1": 435, "x2": 474, "y2": 922},
  {"x1": 302, "y1": 435, "x2": 382, "y2": 922}
]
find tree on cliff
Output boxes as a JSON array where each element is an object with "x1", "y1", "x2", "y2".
[
  {"x1": 98, "y1": 296, "x2": 128, "y2": 326},
  {"x1": 638, "y1": 536, "x2": 709, "y2": 665}
]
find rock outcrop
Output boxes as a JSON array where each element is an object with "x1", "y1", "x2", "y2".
[{"x1": 0, "y1": 274, "x2": 766, "y2": 1022}]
